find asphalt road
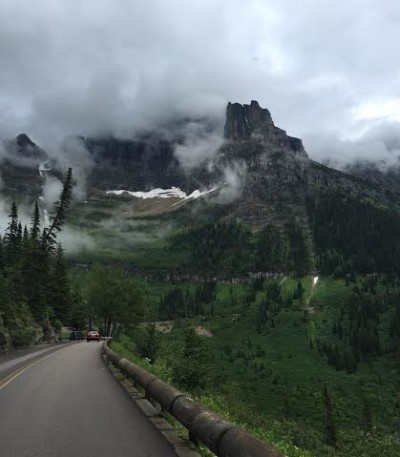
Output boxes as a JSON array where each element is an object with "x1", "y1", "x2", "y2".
[{"x1": 0, "y1": 342, "x2": 178, "y2": 457}]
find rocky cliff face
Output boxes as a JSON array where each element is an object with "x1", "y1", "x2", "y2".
[
  {"x1": 224, "y1": 100, "x2": 307, "y2": 157},
  {"x1": 214, "y1": 101, "x2": 392, "y2": 231},
  {"x1": 0, "y1": 134, "x2": 48, "y2": 196},
  {"x1": 85, "y1": 134, "x2": 189, "y2": 191},
  {"x1": 0, "y1": 101, "x2": 397, "y2": 211}
]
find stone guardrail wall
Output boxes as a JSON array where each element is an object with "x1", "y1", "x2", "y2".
[{"x1": 103, "y1": 339, "x2": 284, "y2": 457}]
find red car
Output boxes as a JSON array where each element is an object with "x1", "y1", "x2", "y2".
[{"x1": 87, "y1": 331, "x2": 100, "y2": 342}]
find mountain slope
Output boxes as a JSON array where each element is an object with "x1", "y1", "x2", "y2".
[{"x1": 1, "y1": 100, "x2": 400, "y2": 274}]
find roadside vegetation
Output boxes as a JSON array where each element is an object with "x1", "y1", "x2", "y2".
[
  {"x1": 0, "y1": 169, "x2": 73, "y2": 351},
  {"x1": 109, "y1": 275, "x2": 400, "y2": 457}
]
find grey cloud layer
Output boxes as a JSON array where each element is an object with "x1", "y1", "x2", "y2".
[{"x1": 1, "y1": 0, "x2": 400, "y2": 166}]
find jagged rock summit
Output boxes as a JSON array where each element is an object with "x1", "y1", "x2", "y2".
[
  {"x1": 224, "y1": 100, "x2": 307, "y2": 157},
  {"x1": 8, "y1": 133, "x2": 47, "y2": 161},
  {"x1": 0, "y1": 100, "x2": 394, "y2": 204},
  {"x1": 15, "y1": 133, "x2": 36, "y2": 149}
]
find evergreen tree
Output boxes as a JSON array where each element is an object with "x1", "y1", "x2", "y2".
[
  {"x1": 293, "y1": 280, "x2": 305, "y2": 300},
  {"x1": 135, "y1": 322, "x2": 159, "y2": 364},
  {"x1": 172, "y1": 325, "x2": 209, "y2": 390},
  {"x1": 48, "y1": 244, "x2": 71, "y2": 323},
  {"x1": 17, "y1": 223, "x2": 23, "y2": 245},
  {"x1": 283, "y1": 397, "x2": 290, "y2": 419},
  {"x1": 255, "y1": 225, "x2": 289, "y2": 271},
  {"x1": 361, "y1": 397, "x2": 373, "y2": 432},
  {"x1": 323, "y1": 384, "x2": 337, "y2": 449},
  {"x1": 42, "y1": 168, "x2": 73, "y2": 251},
  {"x1": 158, "y1": 287, "x2": 185, "y2": 320},
  {"x1": 256, "y1": 298, "x2": 269, "y2": 332},
  {"x1": 5, "y1": 202, "x2": 19, "y2": 261},
  {"x1": 286, "y1": 219, "x2": 313, "y2": 275},
  {"x1": 23, "y1": 225, "x2": 29, "y2": 244},
  {"x1": 0, "y1": 236, "x2": 4, "y2": 271},
  {"x1": 31, "y1": 201, "x2": 41, "y2": 241}
]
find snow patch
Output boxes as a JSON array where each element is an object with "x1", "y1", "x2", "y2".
[{"x1": 106, "y1": 186, "x2": 217, "y2": 201}]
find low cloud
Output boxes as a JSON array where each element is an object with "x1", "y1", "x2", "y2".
[
  {"x1": 58, "y1": 227, "x2": 95, "y2": 253},
  {"x1": 1, "y1": 0, "x2": 399, "y2": 171},
  {"x1": 215, "y1": 161, "x2": 248, "y2": 204},
  {"x1": 174, "y1": 121, "x2": 224, "y2": 170},
  {"x1": 305, "y1": 120, "x2": 400, "y2": 170},
  {"x1": 0, "y1": 198, "x2": 36, "y2": 235},
  {"x1": 0, "y1": 193, "x2": 94, "y2": 253},
  {"x1": 99, "y1": 217, "x2": 173, "y2": 245},
  {"x1": 42, "y1": 176, "x2": 63, "y2": 206}
]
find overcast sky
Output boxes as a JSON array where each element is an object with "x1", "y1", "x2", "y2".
[{"x1": 1, "y1": 0, "x2": 400, "y2": 166}]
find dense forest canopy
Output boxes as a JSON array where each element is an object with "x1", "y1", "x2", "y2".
[{"x1": 307, "y1": 193, "x2": 400, "y2": 275}]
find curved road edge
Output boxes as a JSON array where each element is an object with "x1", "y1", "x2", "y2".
[
  {"x1": 0, "y1": 342, "x2": 74, "y2": 386},
  {"x1": 102, "y1": 348, "x2": 201, "y2": 457}
]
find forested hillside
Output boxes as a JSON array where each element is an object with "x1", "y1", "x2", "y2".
[
  {"x1": 112, "y1": 275, "x2": 400, "y2": 457},
  {"x1": 307, "y1": 192, "x2": 400, "y2": 274},
  {"x1": 172, "y1": 219, "x2": 313, "y2": 275}
]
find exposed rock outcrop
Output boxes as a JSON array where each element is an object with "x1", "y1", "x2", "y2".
[
  {"x1": 224, "y1": 100, "x2": 307, "y2": 157},
  {"x1": 0, "y1": 133, "x2": 48, "y2": 196},
  {"x1": 41, "y1": 319, "x2": 61, "y2": 343},
  {"x1": 12, "y1": 133, "x2": 47, "y2": 161},
  {"x1": 0, "y1": 101, "x2": 394, "y2": 209}
]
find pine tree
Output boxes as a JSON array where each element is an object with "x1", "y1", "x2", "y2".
[
  {"x1": 135, "y1": 322, "x2": 159, "y2": 363},
  {"x1": 23, "y1": 225, "x2": 29, "y2": 244},
  {"x1": 5, "y1": 202, "x2": 19, "y2": 261},
  {"x1": 31, "y1": 201, "x2": 41, "y2": 241},
  {"x1": 0, "y1": 236, "x2": 4, "y2": 271},
  {"x1": 283, "y1": 397, "x2": 290, "y2": 419},
  {"x1": 361, "y1": 397, "x2": 373, "y2": 432},
  {"x1": 42, "y1": 168, "x2": 73, "y2": 251},
  {"x1": 49, "y1": 244, "x2": 71, "y2": 323},
  {"x1": 293, "y1": 280, "x2": 305, "y2": 300},
  {"x1": 16, "y1": 223, "x2": 22, "y2": 247},
  {"x1": 172, "y1": 326, "x2": 209, "y2": 390},
  {"x1": 323, "y1": 384, "x2": 337, "y2": 449}
]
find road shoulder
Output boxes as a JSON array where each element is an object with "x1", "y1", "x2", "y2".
[{"x1": 103, "y1": 352, "x2": 200, "y2": 457}]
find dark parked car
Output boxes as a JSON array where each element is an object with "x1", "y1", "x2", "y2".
[
  {"x1": 87, "y1": 331, "x2": 100, "y2": 342},
  {"x1": 69, "y1": 330, "x2": 84, "y2": 341}
]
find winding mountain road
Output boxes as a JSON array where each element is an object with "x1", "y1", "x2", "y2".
[{"x1": 0, "y1": 342, "x2": 178, "y2": 457}]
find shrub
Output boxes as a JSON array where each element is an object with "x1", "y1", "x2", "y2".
[{"x1": 11, "y1": 327, "x2": 36, "y2": 348}]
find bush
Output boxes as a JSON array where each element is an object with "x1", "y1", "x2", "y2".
[
  {"x1": 171, "y1": 326, "x2": 209, "y2": 390},
  {"x1": 11, "y1": 327, "x2": 36, "y2": 348},
  {"x1": 134, "y1": 323, "x2": 160, "y2": 363},
  {"x1": 51, "y1": 319, "x2": 62, "y2": 332}
]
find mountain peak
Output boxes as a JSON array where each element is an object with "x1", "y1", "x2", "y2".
[
  {"x1": 224, "y1": 100, "x2": 274, "y2": 140},
  {"x1": 15, "y1": 133, "x2": 36, "y2": 148},
  {"x1": 224, "y1": 101, "x2": 307, "y2": 157},
  {"x1": 12, "y1": 133, "x2": 47, "y2": 161}
]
